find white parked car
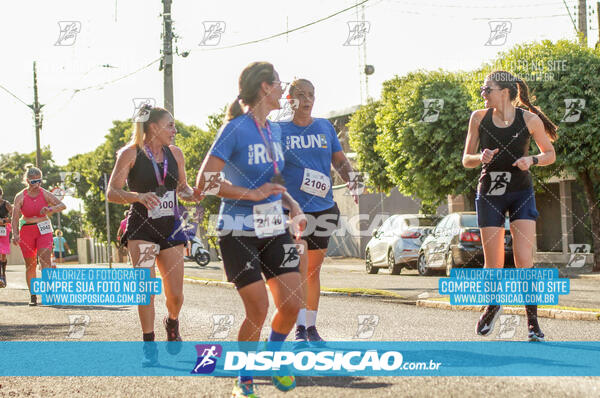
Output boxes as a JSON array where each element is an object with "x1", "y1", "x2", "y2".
[{"x1": 365, "y1": 214, "x2": 441, "y2": 275}]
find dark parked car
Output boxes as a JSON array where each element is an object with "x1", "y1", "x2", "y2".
[{"x1": 417, "y1": 212, "x2": 514, "y2": 276}]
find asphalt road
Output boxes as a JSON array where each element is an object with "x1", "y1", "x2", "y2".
[
  {"x1": 1, "y1": 266, "x2": 600, "y2": 397},
  {"x1": 180, "y1": 258, "x2": 600, "y2": 309}
]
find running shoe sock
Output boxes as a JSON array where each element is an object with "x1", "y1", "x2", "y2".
[
  {"x1": 0, "y1": 260, "x2": 6, "y2": 278},
  {"x1": 306, "y1": 310, "x2": 317, "y2": 328},
  {"x1": 525, "y1": 305, "x2": 540, "y2": 331},
  {"x1": 296, "y1": 308, "x2": 306, "y2": 327},
  {"x1": 143, "y1": 332, "x2": 155, "y2": 342},
  {"x1": 238, "y1": 375, "x2": 253, "y2": 383},
  {"x1": 166, "y1": 317, "x2": 178, "y2": 327}
]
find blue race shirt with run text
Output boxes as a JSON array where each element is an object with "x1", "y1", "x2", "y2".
[{"x1": 278, "y1": 118, "x2": 342, "y2": 212}]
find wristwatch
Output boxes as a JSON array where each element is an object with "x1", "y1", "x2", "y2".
[{"x1": 531, "y1": 156, "x2": 539, "y2": 166}]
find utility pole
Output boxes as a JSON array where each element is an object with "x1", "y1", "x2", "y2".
[
  {"x1": 597, "y1": 1, "x2": 600, "y2": 47},
  {"x1": 29, "y1": 62, "x2": 44, "y2": 168},
  {"x1": 578, "y1": 0, "x2": 588, "y2": 45},
  {"x1": 162, "y1": 0, "x2": 174, "y2": 115},
  {"x1": 103, "y1": 173, "x2": 112, "y2": 268}
]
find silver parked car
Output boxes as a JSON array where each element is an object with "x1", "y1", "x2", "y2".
[{"x1": 365, "y1": 214, "x2": 441, "y2": 275}]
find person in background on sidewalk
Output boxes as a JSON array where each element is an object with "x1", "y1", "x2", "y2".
[
  {"x1": 0, "y1": 187, "x2": 14, "y2": 288},
  {"x1": 11, "y1": 167, "x2": 66, "y2": 306},
  {"x1": 52, "y1": 229, "x2": 70, "y2": 263},
  {"x1": 116, "y1": 210, "x2": 130, "y2": 264},
  {"x1": 277, "y1": 78, "x2": 359, "y2": 345},
  {"x1": 462, "y1": 71, "x2": 557, "y2": 342}
]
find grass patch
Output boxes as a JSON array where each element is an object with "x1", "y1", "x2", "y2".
[
  {"x1": 321, "y1": 287, "x2": 404, "y2": 299},
  {"x1": 182, "y1": 275, "x2": 224, "y2": 283}
]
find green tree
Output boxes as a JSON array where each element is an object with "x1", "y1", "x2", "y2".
[
  {"x1": 347, "y1": 99, "x2": 394, "y2": 192},
  {"x1": 67, "y1": 120, "x2": 131, "y2": 243},
  {"x1": 51, "y1": 210, "x2": 82, "y2": 255},
  {"x1": 488, "y1": 40, "x2": 600, "y2": 271},
  {"x1": 374, "y1": 70, "x2": 479, "y2": 210},
  {"x1": 67, "y1": 110, "x2": 225, "y2": 244},
  {"x1": 176, "y1": 107, "x2": 225, "y2": 248},
  {"x1": 0, "y1": 148, "x2": 62, "y2": 201}
]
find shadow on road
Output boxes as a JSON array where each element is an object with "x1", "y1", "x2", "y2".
[
  {"x1": 0, "y1": 323, "x2": 71, "y2": 340},
  {"x1": 254, "y1": 376, "x2": 393, "y2": 389}
]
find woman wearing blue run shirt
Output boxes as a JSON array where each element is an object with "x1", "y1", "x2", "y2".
[
  {"x1": 196, "y1": 62, "x2": 306, "y2": 397},
  {"x1": 278, "y1": 79, "x2": 359, "y2": 345}
]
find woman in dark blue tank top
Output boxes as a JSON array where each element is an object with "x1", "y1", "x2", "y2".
[
  {"x1": 107, "y1": 105, "x2": 202, "y2": 353},
  {"x1": 463, "y1": 71, "x2": 557, "y2": 342}
]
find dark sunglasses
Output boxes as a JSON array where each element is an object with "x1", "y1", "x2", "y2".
[
  {"x1": 28, "y1": 179, "x2": 42, "y2": 185},
  {"x1": 480, "y1": 85, "x2": 504, "y2": 95}
]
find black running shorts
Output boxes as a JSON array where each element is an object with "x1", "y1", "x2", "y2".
[{"x1": 218, "y1": 230, "x2": 300, "y2": 289}]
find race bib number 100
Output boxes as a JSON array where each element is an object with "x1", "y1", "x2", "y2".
[
  {"x1": 148, "y1": 191, "x2": 176, "y2": 219},
  {"x1": 253, "y1": 200, "x2": 285, "y2": 238},
  {"x1": 300, "y1": 168, "x2": 330, "y2": 198}
]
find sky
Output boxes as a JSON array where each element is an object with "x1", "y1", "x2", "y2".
[{"x1": 1, "y1": 0, "x2": 596, "y2": 172}]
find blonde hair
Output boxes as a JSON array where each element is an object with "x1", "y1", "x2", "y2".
[
  {"x1": 226, "y1": 62, "x2": 276, "y2": 121},
  {"x1": 23, "y1": 165, "x2": 42, "y2": 184},
  {"x1": 128, "y1": 105, "x2": 170, "y2": 149},
  {"x1": 55, "y1": 229, "x2": 63, "y2": 237}
]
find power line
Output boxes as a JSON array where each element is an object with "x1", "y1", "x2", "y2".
[
  {"x1": 197, "y1": 0, "x2": 371, "y2": 51},
  {"x1": 562, "y1": 0, "x2": 579, "y2": 33},
  {"x1": 472, "y1": 14, "x2": 569, "y2": 20},
  {"x1": 69, "y1": 57, "x2": 161, "y2": 94},
  {"x1": 393, "y1": 0, "x2": 569, "y2": 9},
  {"x1": 0, "y1": 84, "x2": 29, "y2": 107}
]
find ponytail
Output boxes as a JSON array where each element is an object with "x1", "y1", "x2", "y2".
[
  {"x1": 515, "y1": 79, "x2": 558, "y2": 142},
  {"x1": 125, "y1": 105, "x2": 170, "y2": 151},
  {"x1": 226, "y1": 96, "x2": 244, "y2": 121},
  {"x1": 129, "y1": 121, "x2": 145, "y2": 149},
  {"x1": 225, "y1": 62, "x2": 275, "y2": 123},
  {"x1": 487, "y1": 70, "x2": 558, "y2": 142}
]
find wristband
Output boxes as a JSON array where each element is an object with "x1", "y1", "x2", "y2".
[{"x1": 532, "y1": 156, "x2": 539, "y2": 166}]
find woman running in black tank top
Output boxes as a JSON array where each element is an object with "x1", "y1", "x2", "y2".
[
  {"x1": 107, "y1": 105, "x2": 202, "y2": 355},
  {"x1": 463, "y1": 71, "x2": 557, "y2": 342}
]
